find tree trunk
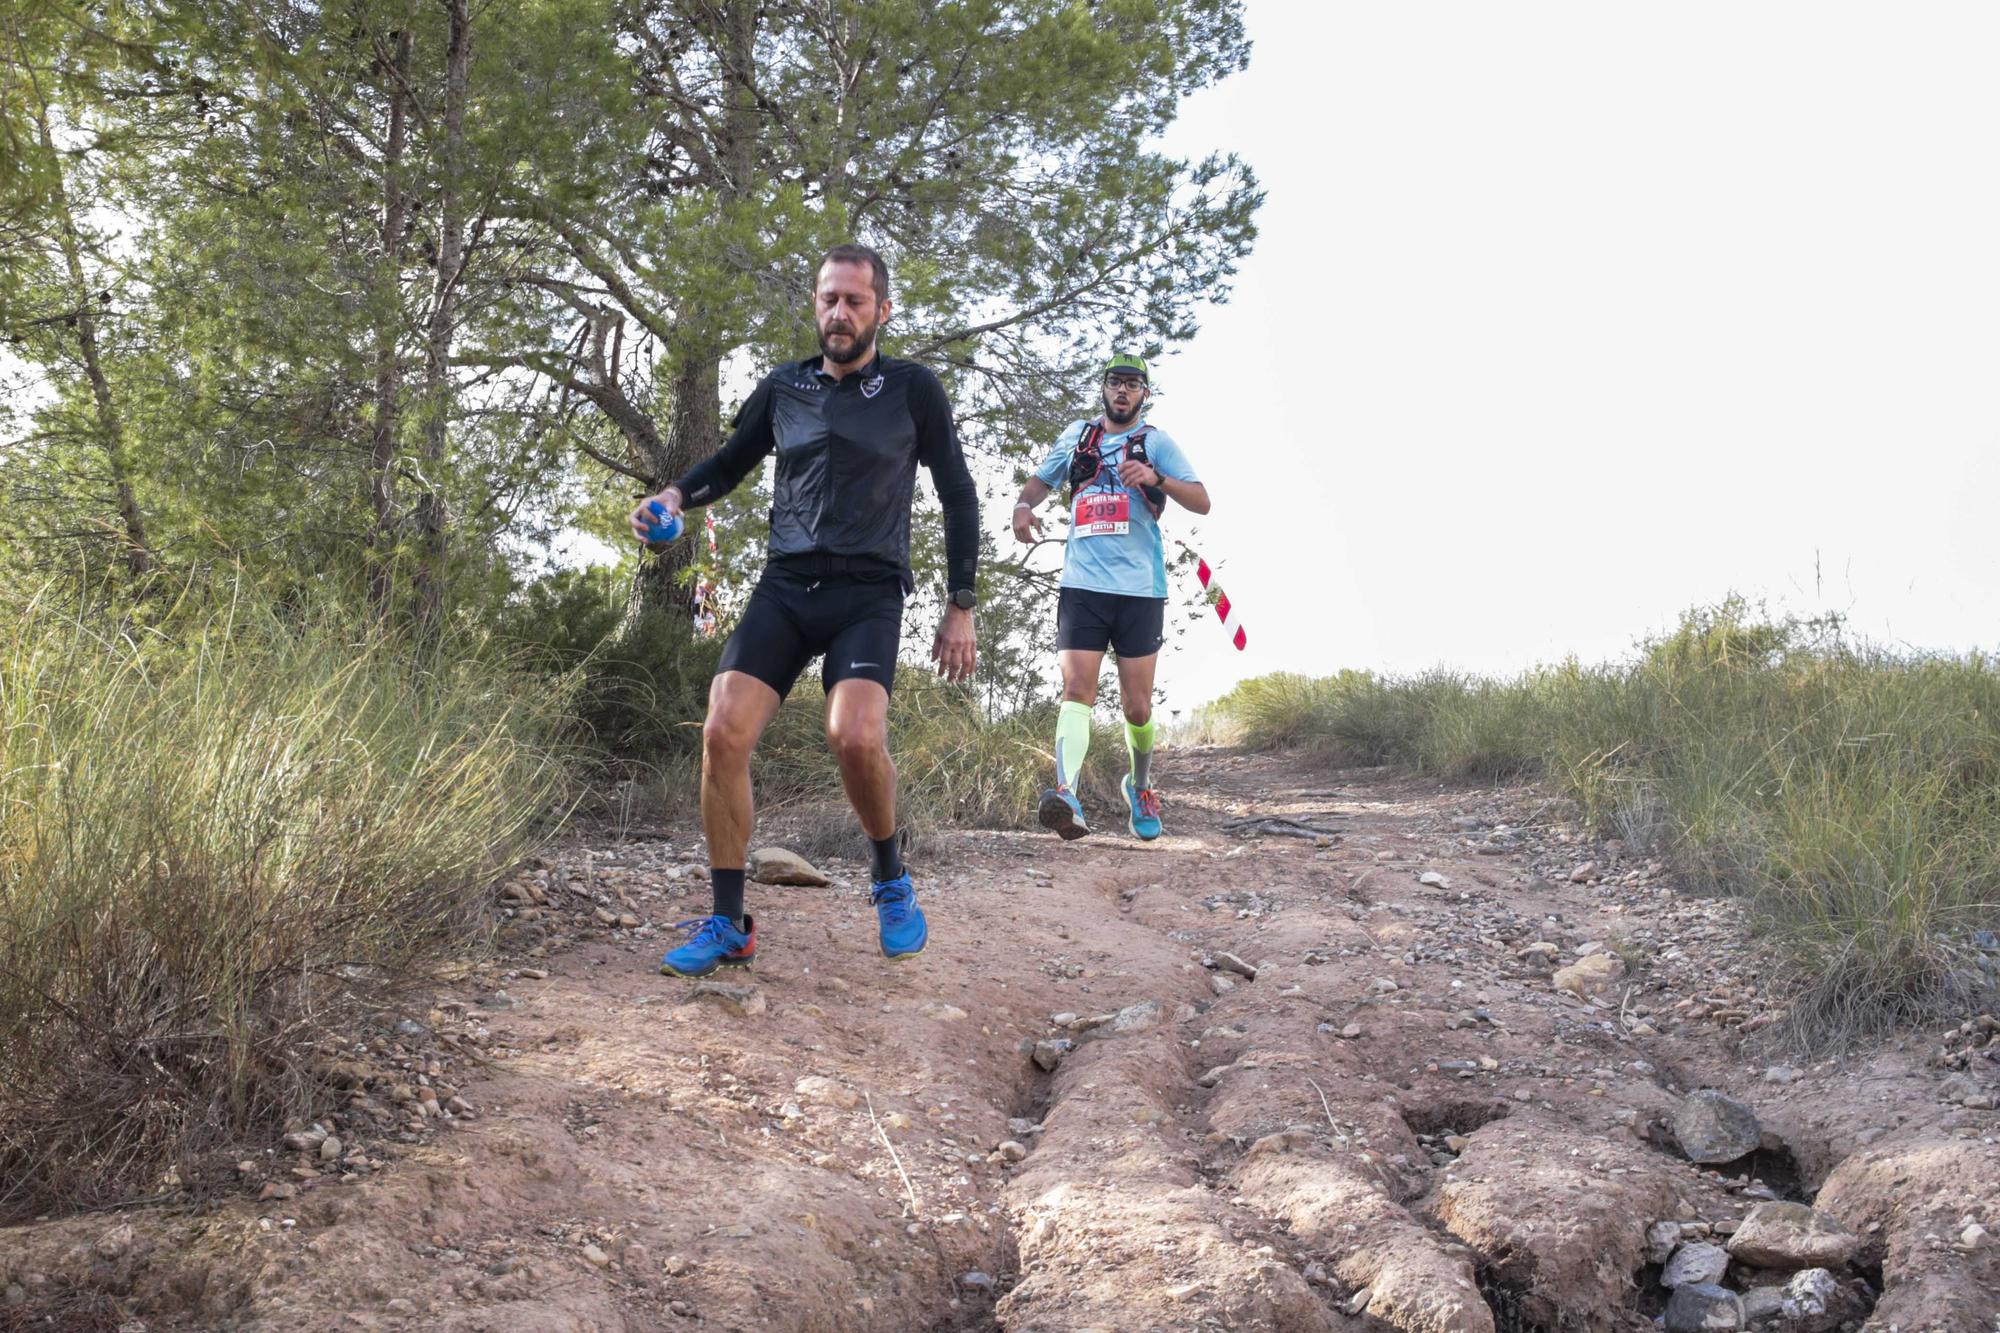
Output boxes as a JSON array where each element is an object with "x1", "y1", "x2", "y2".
[
  {"x1": 414, "y1": 0, "x2": 471, "y2": 641},
  {"x1": 35, "y1": 109, "x2": 152, "y2": 578},
  {"x1": 624, "y1": 0, "x2": 759, "y2": 628},
  {"x1": 367, "y1": 29, "x2": 411, "y2": 620},
  {"x1": 625, "y1": 344, "x2": 721, "y2": 621}
]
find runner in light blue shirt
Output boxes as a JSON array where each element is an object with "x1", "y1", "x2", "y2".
[{"x1": 1011, "y1": 354, "x2": 1211, "y2": 843}]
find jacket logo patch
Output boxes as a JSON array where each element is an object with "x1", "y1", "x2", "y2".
[{"x1": 861, "y1": 374, "x2": 885, "y2": 399}]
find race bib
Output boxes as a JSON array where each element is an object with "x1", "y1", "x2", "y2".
[{"x1": 1074, "y1": 489, "x2": 1130, "y2": 538}]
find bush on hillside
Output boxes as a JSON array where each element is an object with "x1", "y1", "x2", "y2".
[
  {"x1": 1206, "y1": 601, "x2": 2000, "y2": 1045},
  {"x1": 0, "y1": 584, "x2": 572, "y2": 1218}
]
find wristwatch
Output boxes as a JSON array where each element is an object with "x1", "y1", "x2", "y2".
[{"x1": 951, "y1": 589, "x2": 977, "y2": 611}]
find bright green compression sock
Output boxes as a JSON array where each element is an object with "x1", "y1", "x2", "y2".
[
  {"x1": 1055, "y1": 700, "x2": 1093, "y2": 788},
  {"x1": 1125, "y1": 717, "x2": 1157, "y2": 790}
]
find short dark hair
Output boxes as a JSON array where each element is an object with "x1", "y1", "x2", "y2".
[{"x1": 820, "y1": 242, "x2": 890, "y2": 303}]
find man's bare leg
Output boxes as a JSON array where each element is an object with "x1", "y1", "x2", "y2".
[
  {"x1": 1059, "y1": 648, "x2": 1105, "y2": 710},
  {"x1": 701, "y1": 669, "x2": 783, "y2": 903},
  {"x1": 659, "y1": 670, "x2": 784, "y2": 977},
  {"x1": 826, "y1": 678, "x2": 896, "y2": 842},
  {"x1": 1114, "y1": 652, "x2": 1158, "y2": 728},
  {"x1": 827, "y1": 677, "x2": 927, "y2": 956}
]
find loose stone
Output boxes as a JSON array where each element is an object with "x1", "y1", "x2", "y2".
[
  {"x1": 749, "y1": 847, "x2": 829, "y2": 886},
  {"x1": 1673, "y1": 1090, "x2": 1762, "y2": 1164},
  {"x1": 1664, "y1": 1282, "x2": 1744, "y2": 1332},
  {"x1": 1661, "y1": 1241, "x2": 1729, "y2": 1288}
]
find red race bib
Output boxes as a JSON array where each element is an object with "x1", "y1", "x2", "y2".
[{"x1": 1073, "y1": 489, "x2": 1131, "y2": 537}]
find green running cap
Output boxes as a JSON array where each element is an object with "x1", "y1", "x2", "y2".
[{"x1": 1103, "y1": 353, "x2": 1149, "y2": 382}]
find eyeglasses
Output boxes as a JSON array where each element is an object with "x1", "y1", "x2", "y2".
[{"x1": 1105, "y1": 375, "x2": 1146, "y2": 392}]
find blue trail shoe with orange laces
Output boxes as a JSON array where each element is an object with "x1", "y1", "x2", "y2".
[
  {"x1": 870, "y1": 874, "x2": 928, "y2": 960},
  {"x1": 659, "y1": 914, "x2": 756, "y2": 978},
  {"x1": 1123, "y1": 774, "x2": 1163, "y2": 841}
]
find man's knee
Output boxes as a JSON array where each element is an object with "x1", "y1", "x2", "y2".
[
  {"x1": 1123, "y1": 698, "x2": 1152, "y2": 726},
  {"x1": 703, "y1": 700, "x2": 759, "y2": 766},
  {"x1": 1061, "y1": 678, "x2": 1097, "y2": 706},
  {"x1": 826, "y1": 713, "x2": 887, "y2": 769}
]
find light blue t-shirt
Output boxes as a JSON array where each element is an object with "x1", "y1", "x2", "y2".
[{"x1": 1033, "y1": 419, "x2": 1199, "y2": 599}]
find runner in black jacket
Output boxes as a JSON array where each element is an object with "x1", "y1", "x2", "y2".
[{"x1": 628, "y1": 243, "x2": 978, "y2": 977}]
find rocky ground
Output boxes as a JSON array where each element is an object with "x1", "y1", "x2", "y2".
[{"x1": 3, "y1": 749, "x2": 1997, "y2": 1332}]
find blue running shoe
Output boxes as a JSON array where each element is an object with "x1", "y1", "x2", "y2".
[
  {"x1": 870, "y1": 874, "x2": 928, "y2": 960},
  {"x1": 659, "y1": 914, "x2": 755, "y2": 978},
  {"x1": 1037, "y1": 785, "x2": 1089, "y2": 841},
  {"x1": 1123, "y1": 774, "x2": 1163, "y2": 841}
]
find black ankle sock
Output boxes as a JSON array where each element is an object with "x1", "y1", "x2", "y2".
[
  {"x1": 870, "y1": 833, "x2": 904, "y2": 883},
  {"x1": 710, "y1": 868, "x2": 746, "y2": 926}
]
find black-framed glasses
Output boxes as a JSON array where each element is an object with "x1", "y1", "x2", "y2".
[{"x1": 1105, "y1": 375, "x2": 1146, "y2": 392}]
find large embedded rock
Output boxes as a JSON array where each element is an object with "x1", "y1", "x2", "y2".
[
  {"x1": 1078, "y1": 999, "x2": 1163, "y2": 1045},
  {"x1": 749, "y1": 847, "x2": 829, "y2": 886},
  {"x1": 1672, "y1": 1090, "x2": 1761, "y2": 1164},
  {"x1": 687, "y1": 981, "x2": 767, "y2": 1018},
  {"x1": 1552, "y1": 952, "x2": 1625, "y2": 998},
  {"x1": 1433, "y1": 1122, "x2": 1683, "y2": 1332},
  {"x1": 792, "y1": 1075, "x2": 859, "y2": 1110},
  {"x1": 1812, "y1": 1138, "x2": 2000, "y2": 1330},
  {"x1": 1725, "y1": 1202, "x2": 1860, "y2": 1270}
]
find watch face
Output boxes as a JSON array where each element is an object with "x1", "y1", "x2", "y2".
[{"x1": 953, "y1": 591, "x2": 976, "y2": 609}]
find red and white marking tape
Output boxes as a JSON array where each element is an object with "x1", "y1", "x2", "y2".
[{"x1": 1179, "y1": 542, "x2": 1246, "y2": 651}]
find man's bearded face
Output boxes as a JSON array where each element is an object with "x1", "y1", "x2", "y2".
[
  {"x1": 815, "y1": 261, "x2": 887, "y2": 366},
  {"x1": 1103, "y1": 374, "x2": 1147, "y2": 426}
]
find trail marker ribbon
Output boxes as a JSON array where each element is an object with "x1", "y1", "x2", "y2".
[{"x1": 1178, "y1": 541, "x2": 1246, "y2": 651}]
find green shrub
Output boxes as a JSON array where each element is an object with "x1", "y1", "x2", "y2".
[
  {"x1": 1209, "y1": 601, "x2": 2000, "y2": 1043},
  {"x1": 0, "y1": 583, "x2": 572, "y2": 1217}
]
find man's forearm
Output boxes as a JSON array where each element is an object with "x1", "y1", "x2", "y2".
[
  {"x1": 1015, "y1": 477, "x2": 1053, "y2": 509},
  {"x1": 1158, "y1": 474, "x2": 1209, "y2": 514}
]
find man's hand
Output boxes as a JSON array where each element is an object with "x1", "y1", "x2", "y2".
[
  {"x1": 628, "y1": 486, "x2": 684, "y2": 544},
  {"x1": 931, "y1": 605, "x2": 977, "y2": 682},
  {"x1": 1117, "y1": 459, "x2": 1161, "y2": 489},
  {"x1": 1012, "y1": 503, "x2": 1045, "y2": 544}
]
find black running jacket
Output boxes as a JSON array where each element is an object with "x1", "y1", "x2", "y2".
[{"x1": 671, "y1": 352, "x2": 978, "y2": 596}]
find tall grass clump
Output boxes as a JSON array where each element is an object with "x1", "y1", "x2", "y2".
[
  {"x1": 1210, "y1": 601, "x2": 2000, "y2": 1044},
  {"x1": 0, "y1": 583, "x2": 572, "y2": 1218}
]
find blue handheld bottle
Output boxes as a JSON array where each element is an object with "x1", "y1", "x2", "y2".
[{"x1": 643, "y1": 500, "x2": 684, "y2": 547}]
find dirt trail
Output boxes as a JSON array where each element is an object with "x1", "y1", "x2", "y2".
[{"x1": 4, "y1": 751, "x2": 1997, "y2": 1332}]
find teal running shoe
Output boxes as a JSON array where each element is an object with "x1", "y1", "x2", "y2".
[
  {"x1": 1038, "y1": 785, "x2": 1089, "y2": 841},
  {"x1": 1123, "y1": 774, "x2": 1163, "y2": 841},
  {"x1": 659, "y1": 914, "x2": 755, "y2": 978},
  {"x1": 870, "y1": 874, "x2": 928, "y2": 960}
]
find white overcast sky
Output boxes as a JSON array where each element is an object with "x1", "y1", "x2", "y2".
[{"x1": 1142, "y1": 0, "x2": 2000, "y2": 709}]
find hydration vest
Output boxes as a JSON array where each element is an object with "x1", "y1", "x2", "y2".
[{"x1": 1066, "y1": 421, "x2": 1166, "y2": 520}]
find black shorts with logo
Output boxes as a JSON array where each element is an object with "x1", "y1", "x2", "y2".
[
  {"x1": 1056, "y1": 587, "x2": 1166, "y2": 659},
  {"x1": 718, "y1": 559, "x2": 904, "y2": 699}
]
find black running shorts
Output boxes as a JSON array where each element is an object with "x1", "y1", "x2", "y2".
[
  {"x1": 718, "y1": 564, "x2": 904, "y2": 699},
  {"x1": 1056, "y1": 587, "x2": 1166, "y2": 659}
]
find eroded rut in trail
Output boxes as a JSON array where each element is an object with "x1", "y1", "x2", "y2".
[{"x1": 3, "y1": 751, "x2": 1997, "y2": 1332}]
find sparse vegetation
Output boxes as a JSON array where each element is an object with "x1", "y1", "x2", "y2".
[
  {"x1": 0, "y1": 583, "x2": 573, "y2": 1218},
  {"x1": 1204, "y1": 601, "x2": 2000, "y2": 1042}
]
